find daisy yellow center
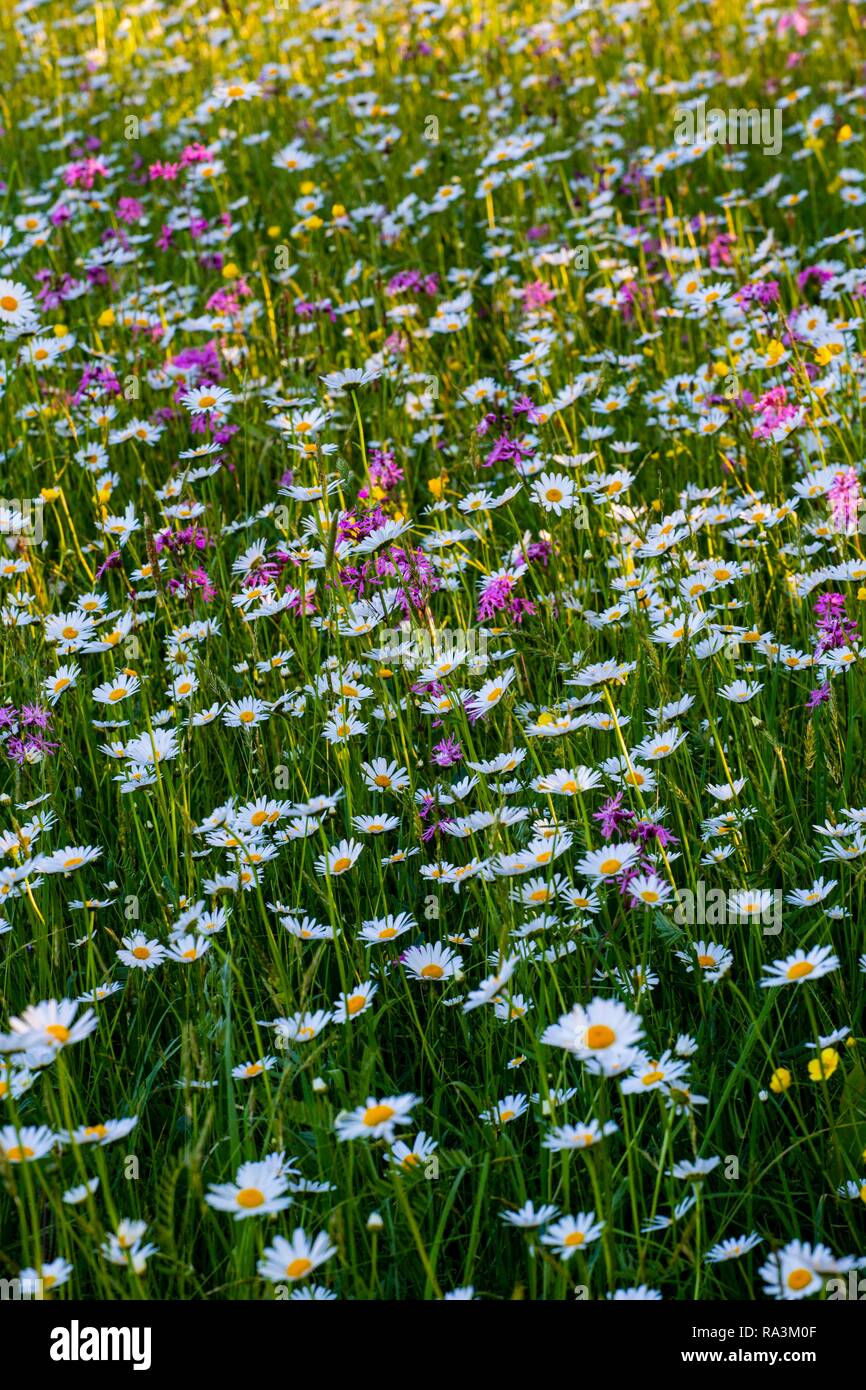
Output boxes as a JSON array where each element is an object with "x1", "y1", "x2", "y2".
[
  {"x1": 599, "y1": 857, "x2": 621, "y2": 875},
  {"x1": 245, "y1": 1064, "x2": 263, "y2": 1076},
  {"x1": 62, "y1": 626, "x2": 79, "y2": 639},
  {"x1": 239, "y1": 710, "x2": 255, "y2": 723},
  {"x1": 132, "y1": 946, "x2": 150, "y2": 960},
  {"x1": 564, "y1": 1231, "x2": 585, "y2": 1247},
  {"x1": 251, "y1": 811, "x2": 268, "y2": 826},
  {"x1": 697, "y1": 954, "x2": 716, "y2": 967},
  {"x1": 46, "y1": 1024, "x2": 70, "y2": 1043},
  {"x1": 0, "y1": 295, "x2": 19, "y2": 311},
  {"x1": 420, "y1": 963, "x2": 444, "y2": 979},
  {"x1": 236, "y1": 1187, "x2": 265, "y2": 1209},
  {"x1": 561, "y1": 780, "x2": 578, "y2": 794},
  {"x1": 286, "y1": 1257, "x2": 312, "y2": 1278},
  {"x1": 586, "y1": 1024, "x2": 616, "y2": 1049},
  {"x1": 109, "y1": 689, "x2": 125, "y2": 702},
  {"x1": 333, "y1": 856, "x2": 352, "y2": 873},
  {"x1": 642, "y1": 1070, "x2": 664, "y2": 1085},
  {"x1": 198, "y1": 395, "x2": 216, "y2": 408},
  {"x1": 347, "y1": 993, "x2": 366, "y2": 1014},
  {"x1": 529, "y1": 888, "x2": 549, "y2": 902},
  {"x1": 546, "y1": 488, "x2": 563, "y2": 503},
  {"x1": 374, "y1": 774, "x2": 391, "y2": 787},
  {"x1": 6, "y1": 1145, "x2": 34, "y2": 1161},
  {"x1": 786, "y1": 1268, "x2": 812, "y2": 1291},
  {"x1": 787, "y1": 961, "x2": 814, "y2": 980},
  {"x1": 84, "y1": 1124, "x2": 108, "y2": 1138},
  {"x1": 378, "y1": 926, "x2": 397, "y2": 939},
  {"x1": 363, "y1": 1104, "x2": 395, "y2": 1126}
]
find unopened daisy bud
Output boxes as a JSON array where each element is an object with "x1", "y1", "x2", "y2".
[
  {"x1": 758, "y1": 1090, "x2": 769, "y2": 1102},
  {"x1": 366, "y1": 1211, "x2": 384, "y2": 1232},
  {"x1": 312, "y1": 1076, "x2": 328, "y2": 1094}
]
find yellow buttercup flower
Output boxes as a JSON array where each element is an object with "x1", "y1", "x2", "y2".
[{"x1": 807, "y1": 1048, "x2": 839, "y2": 1082}]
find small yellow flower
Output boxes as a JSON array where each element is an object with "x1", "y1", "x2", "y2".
[
  {"x1": 331, "y1": 204, "x2": 346, "y2": 219},
  {"x1": 304, "y1": 216, "x2": 323, "y2": 231},
  {"x1": 427, "y1": 474, "x2": 448, "y2": 499},
  {"x1": 98, "y1": 308, "x2": 115, "y2": 328},
  {"x1": 769, "y1": 1067, "x2": 792, "y2": 1093},
  {"x1": 222, "y1": 262, "x2": 239, "y2": 279},
  {"x1": 807, "y1": 1047, "x2": 839, "y2": 1082},
  {"x1": 299, "y1": 180, "x2": 316, "y2": 195},
  {"x1": 838, "y1": 124, "x2": 853, "y2": 143},
  {"x1": 53, "y1": 324, "x2": 68, "y2": 338},
  {"x1": 40, "y1": 487, "x2": 61, "y2": 503},
  {"x1": 266, "y1": 226, "x2": 281, "y2": 238}
]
